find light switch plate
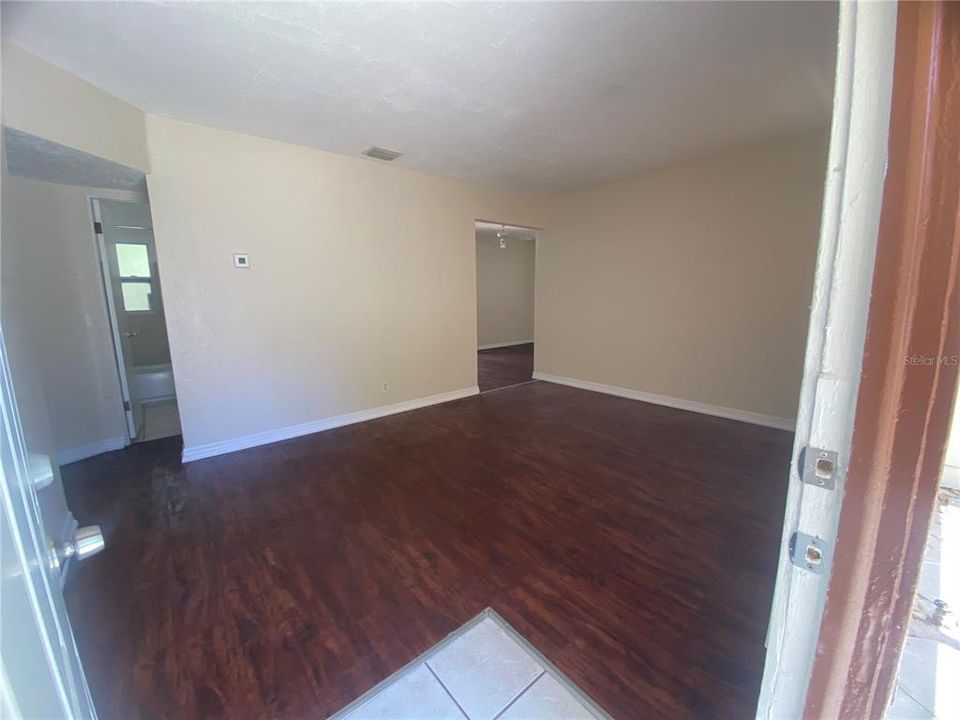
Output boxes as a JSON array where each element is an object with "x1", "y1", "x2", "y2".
[{"x1": 233, "y1": 253, "x2": 250, "y2": 268}]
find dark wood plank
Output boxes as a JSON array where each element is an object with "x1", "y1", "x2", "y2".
[
  {"x1": 477, "y1": 343, "x2": 534, "y2": 392},
  {"x1": 61, "y1": 381, "x2": 792, "y2": 719}
]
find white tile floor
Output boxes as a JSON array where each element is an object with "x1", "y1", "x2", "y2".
[
  {"x1": 889, "y1": 489, "x2": 960, "y2": 719},
  {"x1": 332, "y1": 610, "x2": 607, "y2": 720},
  {"x1": 138, "y1": 399, "x2": 181, "y2": 442}
]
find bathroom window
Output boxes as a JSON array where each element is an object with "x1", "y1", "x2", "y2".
[{"x1": 115, "y1": 242, "x2": 156, "y2": 313}]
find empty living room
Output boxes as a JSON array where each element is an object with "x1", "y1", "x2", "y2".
[{"x1": 3, "y1": 2, "x2": 959, "y2": 720}]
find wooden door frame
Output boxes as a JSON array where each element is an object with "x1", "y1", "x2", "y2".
[{"x1": 803, "y1": 2, "x2": 960, "y2": 717}]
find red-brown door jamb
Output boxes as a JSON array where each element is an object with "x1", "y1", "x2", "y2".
[{"x1": 803, "y1": 2, "x2": 960, "y2": 717}]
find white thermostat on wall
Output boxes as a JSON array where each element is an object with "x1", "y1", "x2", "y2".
[{"x1": 233, "y1": 253, "x2": 250, "y2": 268}]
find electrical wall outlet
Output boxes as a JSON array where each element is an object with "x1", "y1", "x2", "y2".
[
  {"x1": 233, "y1": 253, "x2": 250, "y2": 268},
  {"x1": 381, "y1": 382, "x2": 389, "y2": 393}
]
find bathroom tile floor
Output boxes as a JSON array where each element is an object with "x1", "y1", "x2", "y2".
[
  {"x1": 138, "y1": 400, "x2": 181, "y2": 442},
  {"x1": 332, "y1": 610, "x2": 608, "y2": 720}
]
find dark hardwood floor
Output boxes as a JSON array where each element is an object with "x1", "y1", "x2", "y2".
[
  {"x1": 477, "y1": 342, "x2": 534, "y2": 392},
  {"x1": 61, "y1": 381, "x2": 792, "y2": 720}
]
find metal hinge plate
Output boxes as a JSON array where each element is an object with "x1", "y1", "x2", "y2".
[
  {"x1": 93, "y1": 221, "x2": 103, "y2": 234},
  {"x1": 790, "y1": 531, "x2": 829, "y2": 574},
  {"x1": 800, "y1": 446, "x2": 838, "y2": 490},
  {"x1": 123, "y1": 400, "x2": 131, "y2": 411}
]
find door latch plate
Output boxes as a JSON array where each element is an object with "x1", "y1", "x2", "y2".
[
  {"x1": 800, "y1": 446, "x2": 838, "y2": 490},
  {"x1": 790, "y1": 531, "x2": 828, "y2": 574}
]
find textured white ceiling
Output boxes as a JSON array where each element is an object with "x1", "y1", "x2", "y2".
[
  {"x1": 2, "y1": 1, "x2": 837, "y2": 193},
  {"x1": 4, "y1": 127, "x2": 147, "y2": 191}
]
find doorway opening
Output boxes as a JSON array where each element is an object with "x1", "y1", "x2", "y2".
[
  {"x1": 92, "y1": 198, "x2": 180, "y2": 443},
  {"x1": 889, "y1": 391, "x2": 960, "y2": 719},
  {"x1": 475, "y1": 221, "x2": 536, "y2": 393}
]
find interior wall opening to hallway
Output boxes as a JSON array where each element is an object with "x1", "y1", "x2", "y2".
[{"x1": 475, "y1": 221, "x2": 537, "y2": 393}]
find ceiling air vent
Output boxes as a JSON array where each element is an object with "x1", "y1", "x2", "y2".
[{"x1": 362, "y1": 146, "x2": 403, "y2": 162}]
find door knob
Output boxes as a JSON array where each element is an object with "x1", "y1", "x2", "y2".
[
  {"x1": 27, "y1": 453, "x2": 55, "y2": 490},
  {"x1": 49, "y1": 525, "x2": 105, "y2": 572},
  {"x1": 123, "y1": 331, "x2": 138, "y2": 338}
]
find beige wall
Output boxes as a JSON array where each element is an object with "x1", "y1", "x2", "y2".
[
  {"x1": 476, "y1": 233, "x2": 535, "y2": 348},
  {"x1": 1, "y1": 45, "x2": 149, "y2": 172},
  {"x1": 144, "y1": 116, "x2": 546, "y2": 452},
  {"x1": 0, "y1": 48, "x2": 825, "y2": 458},
  {"x1": 148, "y1": 117, "x2": 820, "y2": 453},
  {"x1": 1, "y1": 172, "x2": 145, "y2": 458},
  {"x1": 536, "y1": 132, "x2": 828, "y2": 422},
  {"x1": 0, "y1": 159, "x2": 74, "y2": 545}
]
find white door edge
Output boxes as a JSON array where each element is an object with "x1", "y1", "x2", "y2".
[
  {"x1": 756, "y1": 3, "x2": 898, "y2": 718},
  {"x1": 0, "y1": 330, "x2": 97, "y2": 719},
  {"x1": 89, "y1": 197, "x2": 137, "y2": 441}
]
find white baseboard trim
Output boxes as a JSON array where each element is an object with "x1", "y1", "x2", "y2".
[
  {"x1": 532, "y1": 372, "x2": 796, "y2": 431},
  {"x1": 182, "y1": 385, "x2": 480, "y2": 463},
  {"x1": 54, "y1": 436, "x2": 127, "y2": 466},
  {"x1": 478, "y1": 340, "x2": 534, "y2": 351}
]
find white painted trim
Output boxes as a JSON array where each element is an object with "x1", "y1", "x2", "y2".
[
  {"x1": 54, "y1": 437, "x2": 126, "y2": 467},
  {"x1": 532, "y1": 372, "x2": 795, "y2": 431},
  {"x1": 477, "y1": 339, "x2": 534, "y2": 351},
  {"x1": 480, "y1": 380, "x2": 537, "y2": 394},
  {"x1": 182, "y1": 385, "x2": 480, "y2": 463},
  {"x1": 757, "y1": 4, "x2": 897, "y2": 717},
  {"x1": 89, "y1": 197, "x2": 137, "y2": 442}
]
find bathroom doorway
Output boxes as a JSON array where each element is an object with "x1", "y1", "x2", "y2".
[{"x1": 93, "y1": 198, "x2": 180, "y2": 443}]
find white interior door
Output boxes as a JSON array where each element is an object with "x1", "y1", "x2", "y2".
[
  {"x1": 93, "y1": 199, "x2": 157, "y2": 440},
  {"x1": 756, "y1": 3, "x2": 898, "y2": 718},
  {"x1": 0, "y1": 329, "x2": 97, "y2": 719}
]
